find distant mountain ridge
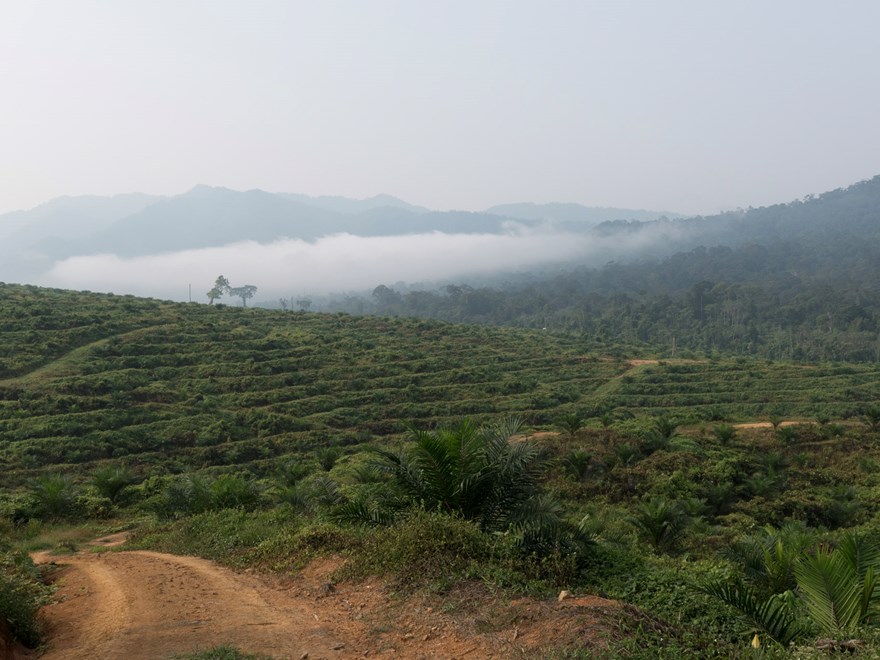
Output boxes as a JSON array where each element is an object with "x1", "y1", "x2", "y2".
[
  {"x1": 0, "y1": 186, "x2": 684, "y2": 272},
  {"x1": 589, "y1": 175, "x2": 880, "y2": 255},
  {"x1": 277, "y1": 191, "x2": 429, "y2": 215},
  {"x1": 485, "y1": 202, "x2": 682, "y2": 226}
]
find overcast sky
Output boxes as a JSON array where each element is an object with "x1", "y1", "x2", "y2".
[{"x1": 2, "y1": 1, "x2": 879, "y2": 217}]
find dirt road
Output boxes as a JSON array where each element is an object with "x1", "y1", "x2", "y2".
[
  {"x1": 33, "y1": 536, "x2": 551, "y2": 659},
  {"x1": 36, "y1": 548, "x2": 359, "y2": 660},
  {"x1": 32, "y1": 533, "x2": 624, "y2": 659}
]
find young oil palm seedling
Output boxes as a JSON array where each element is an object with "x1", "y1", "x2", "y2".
[
  {"x1": 703, "y1": 524, "x2": 816, "y2": 646},
  {"x1": 209, "y1": 474, "x2": 260, "y2": 510},
  {"x1": 723, "y1": 523, "x2": 818, "y2": 598},
  {"x1": 702, "y1": 578, "x2": 803, "y2": 646},
  {"x1": 712, "y1": 424, "x2": 737, "y2": 446},
  {"x1": 28, "y1": 473, "x2": 78, "y2": 520},
  {"x1": 91, "y1": 465, "x2": 134, "y2": 504},
  {"x1": 704, "y1": 529, "x2": 880, "y2": 648},
  {"x1": 864, "y1": 405, "x2": 880, "y2": 433},
  {"x1": 556, "y1": 412, "x2": 584, "y2": 437},
  {"x1": 631, "y1": 496, "x2": 696, "y2": 553},
  {"x1": 373, "y1": 418, "x2": 586, "y2": 555},
  {"x1": 653, "y1": 415, "x2": 679, "y2": 440},
  {"x1": 373, "y1": 418, "x2": 542, "y2": 528},
  {"x1": 562, "y1": 449, "x2": 592, "y2": 481}
]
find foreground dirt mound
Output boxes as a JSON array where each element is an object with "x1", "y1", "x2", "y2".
[{"x1": 33, "y1": 541, "x2": 631, "y2": 659}]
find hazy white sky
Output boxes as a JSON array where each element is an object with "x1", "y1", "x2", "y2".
[{"x1": 2, "y1": 1, "x2": 879, "y2": 216}]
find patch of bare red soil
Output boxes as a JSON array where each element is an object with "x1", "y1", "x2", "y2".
[
  {"x1": 31, "y1": 544, "x2": 630, "y2": 659},
  {"x1": 734, "y1": 421, "x2": 810, "y2": 429}
]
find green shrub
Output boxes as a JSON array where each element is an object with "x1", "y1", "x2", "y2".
[
  {"x1": 343, "y1": 509, "x2": 491, "y2": 586},
  {"x1": 0, "y1": 543, "x2": 51, "y2": 647},
  {"x1": 175, "y1": 644, "x2": 271, "y2": 659},
  {"x1": 76, "y1": 492, "x2": 114, "y2": 519},
  {"x1": 132, "y1": 509, "x2": 294, "y2": 567},
  {"x1": 248, "y1": 522, "x2": 359, "y2": 571}
]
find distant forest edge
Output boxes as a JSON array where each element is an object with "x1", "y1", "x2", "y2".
[{"x1": 305, "y1": 177, "x2": 880, "y2": 362}]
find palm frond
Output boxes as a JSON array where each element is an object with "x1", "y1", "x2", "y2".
[
  {"x1": 837, "y1": 533, "x2": 880, "y2": 581},
  {"x1": 330, "y1": 496, "x2": 394, "y2": 527},
  {"x1": 795, "y1": 546, "x2": 862, "y2": 635},
  {"x1": 371, "y1": 418, "x2": 558, "y2": 537},
  {"x1": 310, "y1": 474, "x2": 344, "y2": 506},
  {"x1": 703, "y1": 578, "x2": 802, "y2": 645}
]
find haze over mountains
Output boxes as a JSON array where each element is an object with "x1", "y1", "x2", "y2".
[
  {"x1": 332, "y1": 176, "x2": 880, "y2": 362},
  {"x1": 0, "y1": 187, "x2": 680, "y2": 297},
  {"x1": 1, "y1": 176, "x2": 878, "y2": 307}
]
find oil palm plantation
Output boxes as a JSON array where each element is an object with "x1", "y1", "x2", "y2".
[{"x1": 373, "y1": 418, "x2": 582, "y2": 552}]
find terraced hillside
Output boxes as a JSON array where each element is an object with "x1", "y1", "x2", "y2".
[
  {"x1": 0, "y1": 284, "x2": 624, "y2": 486},
  {"x1": 606, "y1": 359, "x2": 880, "y2": 419},
  {"x1": 7, "y1": 283, "x2": 880, "y2": 656},
  {"x1": 3, "y1": 283, "x2": 880, "y2": 488}
]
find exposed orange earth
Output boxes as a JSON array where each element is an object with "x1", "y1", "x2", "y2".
[{"x1": 27, "y1": 535, "x2": 628, "y2": 659}]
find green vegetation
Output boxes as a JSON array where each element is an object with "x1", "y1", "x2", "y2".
[
  {"x1": 175, "y1": 645, "x2": 271, "y2": 660},
  {"x1": 5, "y1": 284, "x2": 880, "y2": 654},
  {"x1": 0, "y1": 541, "x2": 51, "y2": 648},
  {"x1": 327, "y1": 177, "x2": 880, "y2": 364}
]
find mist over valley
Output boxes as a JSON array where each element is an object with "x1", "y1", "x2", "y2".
[{"x1": 1, "y1": 184, "x2": 683, "y2": 300}]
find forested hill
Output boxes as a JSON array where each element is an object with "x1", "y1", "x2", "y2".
[
  {"x1": 327, "y1": 177, "x2": 880, "y2": 362},
  {"x1": 592, "y1": 175, "x2": 880, "y2": 250}
]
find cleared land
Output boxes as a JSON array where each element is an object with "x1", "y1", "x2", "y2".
[{"x1": 32, "y1": 537, "x2": 624, "y2": 659}]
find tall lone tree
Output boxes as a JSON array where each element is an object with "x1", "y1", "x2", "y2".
[
  {"x1": 229, "y1": 284, "x2": 258, "y2": 307},
  {"x1": 207, "y1": 275, "x2": 230, "y2": 304}
]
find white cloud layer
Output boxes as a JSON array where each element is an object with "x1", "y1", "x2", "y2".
[{"x1": 40, "y1": 229, "x2": 596, "y2": 302}]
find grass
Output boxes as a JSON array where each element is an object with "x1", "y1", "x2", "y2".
[
  {"x1": 7, "y1": 520, "x2": 130, "y2": 555},
  {"x1": 174, "y1": 645, "x2": 272, "y2": 660}
]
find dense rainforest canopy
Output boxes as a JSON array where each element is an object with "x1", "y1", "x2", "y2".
[{"x1": 319, "y1": 177, "x2": 880, "y2": 362}]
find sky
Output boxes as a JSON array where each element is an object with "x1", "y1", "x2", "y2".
[{"x1": 2, "y1": 1, "x2": 880, "y2": 217}]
